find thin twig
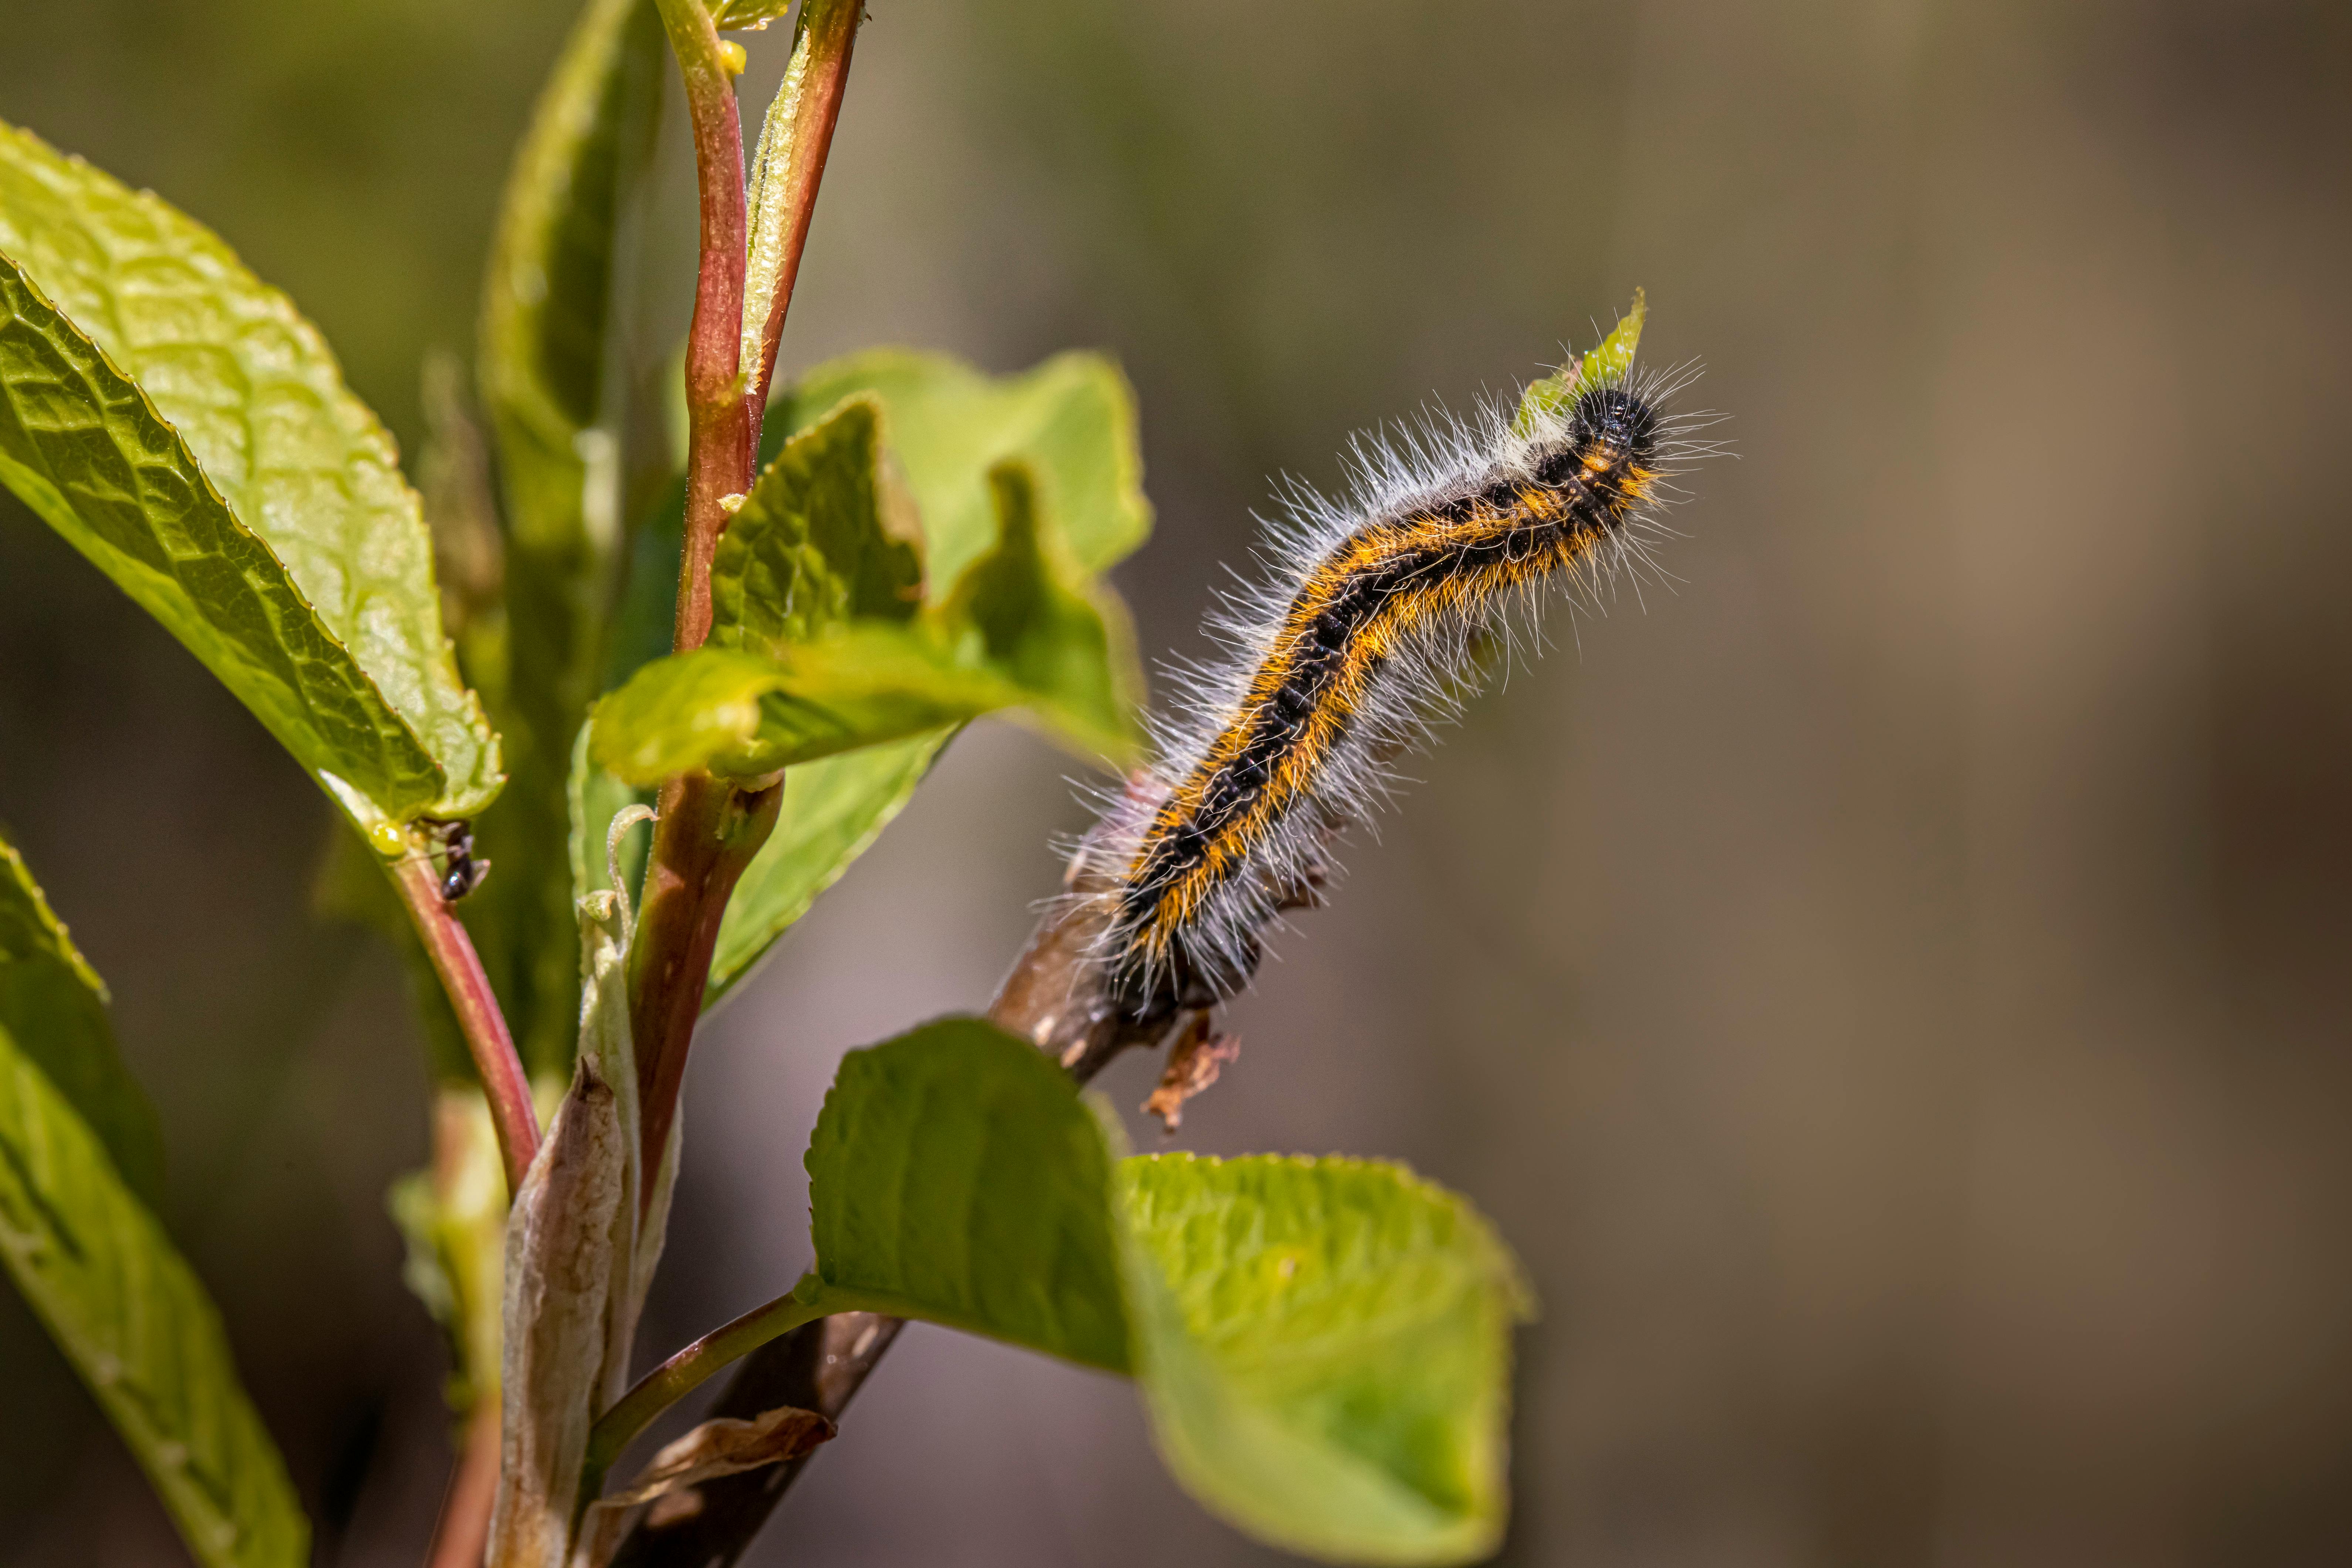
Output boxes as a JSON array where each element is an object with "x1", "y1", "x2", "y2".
[
  {"x1": 582, "y1": 1276, "x2": 827, "y2": 1494},
  {"x1": 392, "y1": 856, "x2": 539, "y2": 1193}
]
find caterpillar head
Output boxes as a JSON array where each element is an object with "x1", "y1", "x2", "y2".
[{"x1": 1567, "y1": 382, "x2": 1660, "y2": 463}]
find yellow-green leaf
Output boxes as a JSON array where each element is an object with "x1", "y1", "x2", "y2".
[
  {"x1": 771, "y1": 348, "x2": 1152, "y2": 587},
  {"x1": 1515, "y1": 288, "x2": 1647, "y2": 436},
  {"x1": 708, "y1": 396, "x2": 922, "y2": 651},
  {"x1": 1122, "y1": 1154, "x2": 1532, "y2": 1565},
  {"x1": 0, "y1": 119, "x2": 501, "y2": 824},
  {"x1": 0, "y1": 841, "x2": 308, "y2": 1568},
  {"x1": 0, "y1": 831, "x2": 162, "y2": 1202}
]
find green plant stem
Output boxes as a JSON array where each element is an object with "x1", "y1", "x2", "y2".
[
  {"x1": 392, "y1": 856, "x2": 539, "y2": 1193},
  {"x1": 741, "y1": 0, "x2": 863, "y2": 430},
  {"x1": 583, "y1": 1274, "x2": 826, "y2": 1491}
]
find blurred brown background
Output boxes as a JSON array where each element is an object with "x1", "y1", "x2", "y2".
[{"x1": 4, "y1": 0, "x2": 2350, "y2": 1563}]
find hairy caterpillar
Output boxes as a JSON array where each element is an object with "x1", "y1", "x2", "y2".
[{"x1": 1081, "y1": 348, "x2": 1716, "y2": 1011}]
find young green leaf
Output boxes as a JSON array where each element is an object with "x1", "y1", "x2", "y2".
[
  {"x1": 707, "y1": 396, "x2": 923, "y2": 650},
  {"x1": 800, "y1": 1016, "x2": 1132, "y2": 1371},
  {"x1": 591, "y1": 453, "x2": 1140, "y2": 785},
  {"x1": 1121, "y1": 1153, "x2": 1533, "y2": 1566},
  {"x1": 0, "y1": 847, "x2": 308, "y2": 1568},
  {"x1": 771, "y1": 348, "x2": 1153, "y2": 587},
  {"x1": 0, "y1": 830, "x2": 163, "y2": 1202},
  {"x1": 0, "y1": 121, "x2": 500, "y2": 825},
  {"x1": 470, "y1": 0, "x2": 667, "y2": 1077},
  {"x1": 938, "y1": 460, "x2": 1144, "y2": 763},
  {"x1": 590, "y1": 633, "x2": 1023, "y2": 784},
  {"x1": 1515, "y1": 288, "x2": 1647, "y2": 436},
  {"x1": 693, "y1": 354, "x2": 1155, "y2": 1002}
]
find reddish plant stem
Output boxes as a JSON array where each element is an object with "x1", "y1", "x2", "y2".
[
  {"x1": 392, "y1": 856, "x2": 539, "y2": 1193},
  {"x1": 743, "y1": 0, "x2": 863, "y2": 431},
  {"x1": 626, "y1": 772, "x2": 780, "y2": 1185},
  {"x1": 653, "y1": 0, "x2": 754, "y2": 654},
  {"x1": 423, "y1": 1398, "x2": 501, "y2": 1568},
  {"x1": 626, "y1": 0, "x2": 772, "y2": 1189},
  {"x1": 628, "y1": 0, "x2": 862, "y2": 1196}
]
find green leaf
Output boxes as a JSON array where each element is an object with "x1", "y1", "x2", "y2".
[
  {"x1": 0, "y1": 831, "x2": 163, "y2": 1202},
  {"x1": 0, "y1": 849, "x2": 309, "y2": 1567},
  {"x1": 800, "y1": 1017, "x2": 1132, "y2": 1372},
  {"x1": 1121, "y1": 1153, "x2": 1532, "y2": 1566},
  {"x1": 0, "y1": 120, "x2": 500, "y2": 825},
  {"x1": 1515, "y1": 287, "x2": 1648, "y2": 436},
  {"x1": 589, "y1": 633, "x2": 1017, "y2": 784},
  {"x1": 771, "y1": 348, "x2": 1153, "y2": 588},
  {"x1": 470, "y1": 0, "x2": 667, "y2": 1077},
  {"x1": 591, "y1": 457, "x2": 1140, "y2": 786},
  {"x1": 649, "y1": 356, "x2": 1153, "y2": 1007},
  {"x1": 939, "y1": 460, "x2": 1144, "y2": 761},
  {"x1": 707, "y1": 396, "x2": 922, "y2": 650},
  {"x1": 789, "y1": 1018, "x2": 1530, "y2": 1564},
  {"x1": 482, "y1": 0, "x2": 664, "y2": 487},
  {"x1": 704, "y1": 729, "x2": 949, "y2": 1006}
]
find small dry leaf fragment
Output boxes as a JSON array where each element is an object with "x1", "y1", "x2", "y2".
[
  {"x1": 1143, "y1": 1014, "x2": 1241, "y2": 1132},
  {"x1": 602, "y1": 1405, "x2": 836, "y2": 1506}
]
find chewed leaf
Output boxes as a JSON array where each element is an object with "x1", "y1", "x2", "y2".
[
  {"x1": 1122, "y1": 1154, "x2": 1532, "y2": 1565},
  {"x1": 771, "y1": 348, "x2": 1152, "y2": 587},
  {"x1": 0, "y1": 119, "x2": 500, "y2": 824},
  {"x1": 1514, "y1": 288, "x2": 1648, "y2": 435}
]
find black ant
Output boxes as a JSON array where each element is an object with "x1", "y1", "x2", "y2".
[{"x1": 415, "y1": 817, "x2": 490, "y2": 903}]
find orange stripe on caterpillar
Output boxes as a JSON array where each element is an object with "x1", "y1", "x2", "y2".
[{"x1": 1081, "y1": 362, "x2": 1717, "y2": 1009}]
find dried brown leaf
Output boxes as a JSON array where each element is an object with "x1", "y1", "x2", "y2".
[
  {"x1": 603, "y1": 1405, "x2": 835, "y2": 1507},
  {"x1": 1142, "y1": 1013, "x2": 1241, "y2": 1132}
]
